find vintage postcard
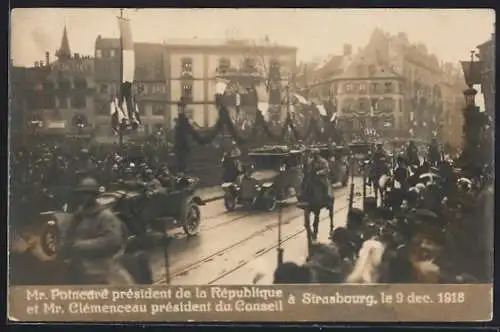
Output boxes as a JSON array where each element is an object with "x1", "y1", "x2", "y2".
[{"x1": 8, "y1": 8, "x2": 494, "y2": 322}]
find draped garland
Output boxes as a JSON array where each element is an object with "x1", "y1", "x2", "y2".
[{"x1": 176, "y1": 100, "x2": 338, "y2": 149}]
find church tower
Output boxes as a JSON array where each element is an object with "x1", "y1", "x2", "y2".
[{"x1": 55, "y1": 26, "x2": 72, "y2": 60}]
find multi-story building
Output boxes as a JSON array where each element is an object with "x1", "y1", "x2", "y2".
[
  {"x1": 439, "y1": 63, "x2": 467, "y2": 149},
  {"x1": 477, "y1": 32, "x2": 495, "y2": 120},
  {"x1": 299, "y1": 29, "x2": 465, "y2": 141},
  {"x1": 93, "y1": 37, "x2": 296, "y2": 136},
  {"x1": 94, "y1": 36, "x2": 169, "y2": 137},
  {"x1": 10, "y1": 27, "x2": 95, "y2": 137}
]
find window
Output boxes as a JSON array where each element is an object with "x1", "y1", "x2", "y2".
[
  {"x1": 182, "y1": 83, "x2": 193, "y2": 102},
  {"x1": 110, "y1": 49, "x2": 116, "y2": 57},
  {"x1": 58, "y1": 96, "x2": 68, "y2": 109},
  {"x1": 135, "y1": 83, "x2": 145, "y2": 95},
  {"x1": 71, "y1": 94, "x2": 86, "y2": 109},
  {"x1": 181, "y1": 58, "x2": 193, "y2": 76},
  {"x1": 100, "y1": 84, "x2": 109, "y2": 94},
  {"x1": 152, "y1": 83, "x2": 165, "y2": 94},
  {"x1": 345, "y1": 83, "x2": 353, "y2": 93},
  {"x1": 152, "y1": 103, "x2": 164, "y2": 116},
  {"x1": 218, "y1": 58, "x2": 231, "y2": 73},
  {"x1": 384, "y1": 82, "x2": 393, "y2": 93},
  {"x1": 370, "y1": 82, "x2": 380, "y2": 94},
  {"x1": 359, "y1": 83, "x2": 367, "y2": 93},
  {"x1": 96, "y1": 49, "x2": 102, "y2": 58}
]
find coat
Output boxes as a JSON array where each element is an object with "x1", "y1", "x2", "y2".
[{"x1": 58, "y1": 205, "x2": 134, "y2": 285}]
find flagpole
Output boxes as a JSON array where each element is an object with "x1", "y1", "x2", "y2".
[{"x1": 118, "y1": 9, "x2": 125, "y2": 148}]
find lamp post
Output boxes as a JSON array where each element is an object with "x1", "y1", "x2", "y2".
[{"x1": 460, "y1": 50, "x2": 487, "y2": 174}]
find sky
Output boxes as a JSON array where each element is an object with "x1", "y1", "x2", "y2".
[{"x1": 11, "y1": 8, "x2": 495, "y2": 68}]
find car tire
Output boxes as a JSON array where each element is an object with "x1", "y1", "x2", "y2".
[
  {"x1": 40, "y1": 222, "x2": 59, "y2": 258},
  {"x1": 224, "y1": 193, "x2": 237, "y2": 212},
  {"x1": 182, "y1": 200, "x2": 201, "y2": 237},
  {"x1": 263, "y1": 194, "x2": 277, "y2": 212}
]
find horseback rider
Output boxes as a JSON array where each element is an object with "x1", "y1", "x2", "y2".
[
  {"x1": 406, "y1": 140, "x2": 420, "y2": 166},
  {"x1": 311, "y1": 148, "x2": 332, "y2": 196},
  {"x1": 58, "y1": 177, "x2": 134, "y2": 285},
  {"x1": 427, "y1": 138, "x2": 441, "y2": 166}
]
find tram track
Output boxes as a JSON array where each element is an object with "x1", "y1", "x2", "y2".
[
  {"x1": 154, "y1": 185, "x2": 354, "y2": 285},
  {"x1": 207, "y1": 197, "x2": 361, "y2": 284}
]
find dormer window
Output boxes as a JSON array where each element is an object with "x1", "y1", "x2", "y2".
[{"x1": 181, "y1": 58, "x2": 193, "y2": 77}]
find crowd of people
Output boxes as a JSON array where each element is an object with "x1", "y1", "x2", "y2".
[
  {"x1": 9, "y1": 138, "x2": 173, "y2": 233},
  {"x1": 268, "y1": 138, "x2": 493, "y2": 284},
  {"x1": 9, "y1": 133, "x2": 493, "y2": 286}
]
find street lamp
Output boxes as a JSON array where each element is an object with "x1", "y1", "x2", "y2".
[{"x1": 460, "y1": 50, "x2": 485, "y2": 173}]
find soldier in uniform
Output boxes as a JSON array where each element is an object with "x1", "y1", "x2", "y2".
[
  {"x1": 311, "y1": 148, "x2": 332, "y2": 203},
  {"x1": 58, "y1": 177, "x2": 134, "y2": 285},
  {"x1": 427, "y1": 138, "x2": 441, "y2": 166},
  {"x1": 406, "y1": 140, "x2": 420, "y2": 166}
]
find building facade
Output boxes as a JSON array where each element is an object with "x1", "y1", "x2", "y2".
[
  {"x1": 93, "y1": 37, "x2": 297, "y2": 136},
  {"x1": 299, "y1": 29, "x2": 465, "y2": 142},
  {"x1": 11, "y1": 27, "x2": 95, "y2": 137},
  {"x1": 477, "y1": 33, "x2": 495, "y2": 120},
  {"x1": 94, "y1": 36, "x2": 169, "y2": 137}
]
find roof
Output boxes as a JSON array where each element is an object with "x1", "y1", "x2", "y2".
[{"x1": 95, "y1": 36, "x2": 296, "y2": 54}]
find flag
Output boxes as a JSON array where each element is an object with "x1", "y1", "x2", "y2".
[
  {"x1": 330, "y1": 112, "x2": 337, "y2": 123},
  {"x1": 118, "y1": 17, "x2": 135, "y2": 83},
  {"x1": 258, "y1": 102, "x2": 270, "y2": 121},
  {"x1": 117, "y1": 16, "x2": 140, "y2": 130},
  {"x1": 291, "y1": 93, "x2": 311, "y2": 105},
  {"x1": 110, "y1": 100, "x2": 119, "y2": 133},
  {"x1": 460, "y1": 60, "x2": 483, "y2": 85},
  {"x1": 215, "y1": 78, "x2": 229, "y2": 95},
  {"x1": 316, "y1": 104, "x2": 327, "y2": 116}
]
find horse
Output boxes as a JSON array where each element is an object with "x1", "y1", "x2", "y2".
[{"x1": 367, "y1": 158, "x2": 391, "y2": 202}]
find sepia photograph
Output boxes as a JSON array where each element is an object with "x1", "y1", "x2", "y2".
[{"x1": 8, "y1": 8, "x2": 495, "y2": 322}]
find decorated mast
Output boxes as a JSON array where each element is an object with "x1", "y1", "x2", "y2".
[{"x1": 110, "y1": 8, "x2": 141, "y2": 147}]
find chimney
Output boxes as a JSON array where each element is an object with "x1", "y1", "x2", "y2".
[
  {"x1": 343, "y1": 44, "x2": 352, "y2": 56},
  {"x1": 45, "y1": 51, "x2": 50, "y2": 66}
]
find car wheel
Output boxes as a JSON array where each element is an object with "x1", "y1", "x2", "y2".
[
  {"x1": 224, "y1": 193, "x2": 237, "y2": 212},
  {"x1": 40, "y1": 222, "x2": 59, "y2": 258},
  {"x1": 182, "y1": 201, "x2": 201, "y2": 236},
  {"x1": 263, "y1": 195, "x2": 277, "y2": 212}
]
